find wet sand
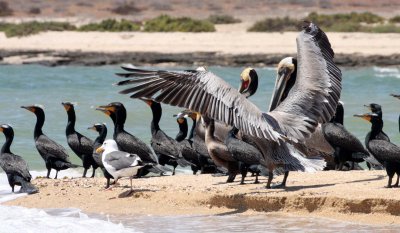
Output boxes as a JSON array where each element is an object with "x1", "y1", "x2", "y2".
[{"x1": 4, "y1": 170, "x2": 400, "y2": 225}]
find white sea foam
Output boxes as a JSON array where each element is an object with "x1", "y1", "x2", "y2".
[
  {"x1": 0, "y1": 170, "x2": 136, "y2": 233},
  {"x1": 373, "y1": 67, "x2": 400, "y2": 79}
]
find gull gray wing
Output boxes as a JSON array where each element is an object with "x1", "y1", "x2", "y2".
[
  {"x1": 115, "y1": 68, "x2": 282, "y2": 141},
  {"x1": 105, "y1": 151, "x2": 141, "y2": 170},
  {"x1": 269, "y1": 22, "x2": 342, "y2": 142}
]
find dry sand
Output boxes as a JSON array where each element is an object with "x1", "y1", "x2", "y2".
[
  {"x1": 1, "y1": 30, "x2": 400, "y2": 56},
  {"x1": 4, "y1": 170, "x2": 400, "y2": 225}
]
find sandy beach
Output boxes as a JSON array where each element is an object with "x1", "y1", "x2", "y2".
[{"x1": 4, "y1": 170, "x2": 400, "y2": 225}]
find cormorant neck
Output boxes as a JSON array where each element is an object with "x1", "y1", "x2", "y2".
[
  {"x1": 331, "y1": 104, "x2": 344, "y2": 124},
  {"x1": 229, "y1": 127, "x2": 239, "y2": 138},
  {"x1": 188, "y1": 118, "x2": 196, "y2": 140},
  {"x1": 115, "y1": 108, "x2": 127, "y2": 132},
  {"x1": 150, "y1": 103, "x2": 162, "y2": 134},
  {"x1": 175, "y1": 119, "x2": 188, "y2": 142},
  {"x1": 96, "y1": 127, "x2": 107, "y2": 144},
  {"x1": 370, "y1": 118, "x2": 384, "y2": 139},
  {"x1": 1, "y1": 131, "x2": 13, "y2": 154},
  {"x1": 34, "y1": 111, "x2": 45, "y2": 140},
  {"x1": 65, "y1": 109, "x2": 76, "y2": 135}
]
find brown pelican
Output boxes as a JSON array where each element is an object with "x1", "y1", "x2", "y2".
[{"x1": 114, "y1": 22, "x2": 342, "y2": 188}]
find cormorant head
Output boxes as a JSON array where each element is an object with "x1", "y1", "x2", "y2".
[
  {"x1": 61, "y1": 102, "x2": 75, "y2": 112},
  {"x1": 21, "y1": 104, "x2": 45, "y2": 116},
  {"x1": 364, "y1": 103, "x2": 382, "y2": 113},
  {"x1": 97, "y1": 102, "x2": 124, "y2": 114},
  {"x1": 176, "y1": 117, "x2": 186, "y2": 125},
  {"x1": 238, "y1": 67, "x2": 258, "y2": 98},
  {"x1": 140, "y1": 98, "x2": 161, "y2": 113},
  {"x1": 0, "y1": 124, "x2": 13, "y2": 137},
  {"x1": 178, "y1": 109, "x2": 200, "y2": 121},
  {"x1": 88, "y1": 123, "x2": 106, "y2": 133},
  {"x1": 269, "y1": 57, "x2": 297, "y2": 111}
]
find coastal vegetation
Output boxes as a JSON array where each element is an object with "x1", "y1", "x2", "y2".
[
  {"x1": 0, "y1": 12, "x2": 399, "y2": 37},
  {"x1": 143, "y1": 15, "x2": 215, "y2": 32},
  {"x1": 249, "y1": 12, "x2": 400, "y2": 33}
]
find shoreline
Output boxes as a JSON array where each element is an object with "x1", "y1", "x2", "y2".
[
  {"x1": 1, "y1": 31, "x2": 400, "y2": 67},
  {"x1": 1, "y1": 49, "x2": 400, "y2": 67},
  {"x1": 4, "y1": 170, "x2": 400, "y2": 225}
]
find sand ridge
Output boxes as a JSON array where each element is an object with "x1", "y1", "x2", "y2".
[{"x1": 4, "y1": 170, "x2": 400, "y2": 225}]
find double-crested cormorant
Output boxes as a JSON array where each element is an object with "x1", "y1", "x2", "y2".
[
  {"x1": 96, "y1": 139, "x2": 148, "y2": 194},
  {"x1": 21, "y1": 105, "x2": 79, "y2": 179},
  {"x1": 174, "y1": 114, "x2": 201, "y2": 174},
  {"x1": 88, "y1": 123, "x2": 114, "y2": 188},
  {"x1": 114, "y1": 22, "x2": 341, "y2": 188},
  {"x1": 322, "y1": 102, "x2": 369, "y2": 170},
  {"x1": 142, "y1": 99, "x2": 192, "y2": 175},
  {"x1": 96, "y1": 102, "x2": 162, "y2": 176},
  {"x1": 202, "y1": 115, "x2": 239, "y2": 182},
  {"x1": 354, "y1": 111, "x2": 400, "y2": 188},
  {"x1": 0, "y1": 124, "x2": 38, "y2": 194},
  {"x1": 62, "y1": 102, "x2": 98, "y2": 177}
]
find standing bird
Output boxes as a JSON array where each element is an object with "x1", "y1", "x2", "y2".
[
  {"x1": 354, "y1": 112, "x2": 400, "y2": 188},
  {"x1": 113, "y1": 22, "x2": 341, "y2": 188},
  {"x1": 96, "y1": 139, "x2": 146, "y2": 194},
  {"x1": 96, "y1": 102, "x2": 162, "y2": 176},
  {"x1": 202, "y1": 115, "x2": 239, "y2": 182},
  {"x1": 322, "y1": 102, "x2": 369, "y2": 170},
  {"x1": 0, "y1": 124, "x2": 38, "y2": 194},
  {"x1": 174, "y1": 114, "x2": 201, "y2": 174},
  {"x1": 62, "y1": 102, "x2": 98, "y2": 177},
  {"x1": 88, "y1": 123, "x2": 114, "y2": 188},
  {"x1": 141, "y1": 99, "x2": 192, "y2": 175},
  {"x1": 21, "y1": 105, "x2": 79, "y2": 179}
]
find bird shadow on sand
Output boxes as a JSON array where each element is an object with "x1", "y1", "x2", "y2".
[
  {"x1": 118, "y1": 188, "x2": 155, "y2": 198},
  {"x1": 246, "y1": 183, "x2": 336, "y2": 194},
  {"x1": 343, "y1": 175, "x2": 385, "y2": 184}
]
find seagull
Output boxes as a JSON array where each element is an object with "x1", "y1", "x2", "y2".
[{"x1": 96, "y1": 139, "x2": 150, "y2": 193}]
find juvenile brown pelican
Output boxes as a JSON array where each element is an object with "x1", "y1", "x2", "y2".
[
  {"x1": 62, "y1": 102, "x2": 98, "y2": 177},
  {"x1": 0, "y1": 124, "x2": 38, "y2": 194},
  {"x1": 96, "y1": 102, "x2": 162, "y2": 176},
  {"x1": 88, "y1": 123, "x2": 114, "y2": 188},
  {"x1": 21, "y1": 105, "x2": 79, "y2": 179},
  {"x1": 202, "y1": 116, "x2": 239, "y2": 182},
  {"x1": 141, "y1": 99, "x2": 192, "y2": 175},
  {"x1": 114, "y1": 22, "x2": 341, "y2": 188},
  {"x1": 354, "y1": 112, "x2": 400, "y2": 188}
]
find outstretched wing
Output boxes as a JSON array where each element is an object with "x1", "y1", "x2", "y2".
[
  {"x1": 115, "y1": 68, "x2": 283, "y2": 141},
  {"x1": 269, "y1": 22, "x2": 342, "y2": 141}
]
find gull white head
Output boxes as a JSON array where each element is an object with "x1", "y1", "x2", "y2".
[{"x1": 96, "y1": 139, "x2": 119, "y2": 154}]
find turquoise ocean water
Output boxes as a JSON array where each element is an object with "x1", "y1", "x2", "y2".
[{"x1": 0, "y1": 64, "x2": 400, "y2": 232}]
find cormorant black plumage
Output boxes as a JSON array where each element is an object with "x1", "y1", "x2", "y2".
[
  {"x1": 0, "y1": 124, "x2": 38, "y2": 194},
  {"x1": 175, "y1": 116, "x2": 201, "y2": 175},
  {"x1": 62, "y1": 102, "x2": 98, "y2": 177},
  {"x1": 143, "y1": 99, "x2": 192, "y2": 175},
  {"x1": 21, "y1": 105, "x2": 79, "y2": 179},
  {"x1": 97, "y1": 102, "x2": 162, "y2": 176},
  {"x1": 322, "y1": 102, "x2": 369, "y2": 170},
  {"x1": 88, "y1": 123, "x2": 114, "y2": 188},
  {"x1": 354, "y1": 111, "x2": 400, "y2": 188}
]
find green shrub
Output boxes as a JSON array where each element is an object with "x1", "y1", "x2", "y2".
[
  {"x1": 248, "y1": 17, "x2": 298, "y2": 32},
  {"x1": 363, "y1": 24, "x2": 400, "y2": 33},
  {"x1": 79, "y1": 19, "x2": 140, "y2": 32},
  {"x1": 1, "y1": 21, "x2": 76, "y2": 37},
  {"x1": 389, "y1": 15, "x2": 400, "y2": 23},
  {"x1": 143, "y1": 15, "x2": 215, "y2": 32},
  {"x1": 307, "y1": 12, "x2": 384, "y2": 28},
  {"x1": 208, "y1": 14, "x2": 241, "y2": 24}
]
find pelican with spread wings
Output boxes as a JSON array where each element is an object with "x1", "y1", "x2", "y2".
[{"x1": 113, "y1": 21, "x2": 342, "y2": 188}]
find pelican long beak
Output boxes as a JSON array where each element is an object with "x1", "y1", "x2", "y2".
[
  {"x1": 269, "y1": 68, "x2": 291, "y2": 111},
  {"x1": 96, "y1": 146, "x2": 105, "y2": 154},
  {"x1": 238, "y1": 78, "x2": 249, "y2": 96}
]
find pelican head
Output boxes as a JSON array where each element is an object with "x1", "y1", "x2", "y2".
[
  {"x1": 238, "y1": 67, "x2": 258, "y2": 98},
  {"x1": 269, "y1": 57, "x2": 296, "y2": 111}
]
